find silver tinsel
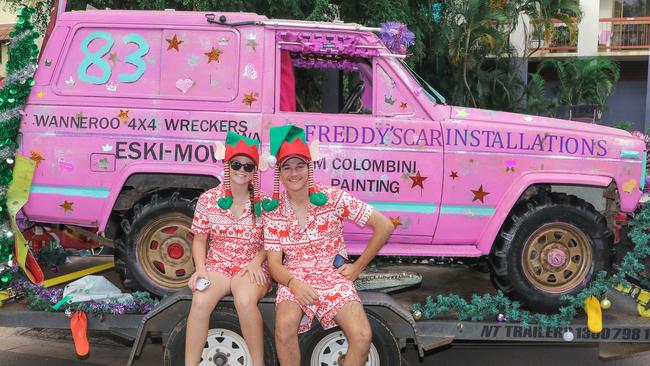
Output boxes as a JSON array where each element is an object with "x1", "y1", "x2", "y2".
[
  {"x1": 2, "y1": 63, "x2": 37, "y2": 87},
  {"x1": 0, "y1": 108, "x2": 22, "y2": 126},
  {"x1": 0, "y1": 146, "x2": 13, "y2": 161},
  {"x1": 0, "y1": 187, "x2": 7, "y2": 197},
  {"x1": 8, "y1": 29, "x2": 32, "y2": 48}
]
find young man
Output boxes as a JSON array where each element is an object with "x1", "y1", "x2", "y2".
[{"x1": 262, "y1": 125, "x2": 394, "y2": 366}]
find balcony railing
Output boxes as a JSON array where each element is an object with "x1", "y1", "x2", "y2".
[
  {"x1": 527, "y1": 19, "x2": 577, "y2": 54},
  {"x1": 599, "y1": 17, "x2": 650, "y2": 51}
]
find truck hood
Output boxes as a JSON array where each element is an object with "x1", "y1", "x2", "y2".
[{"x1": 448, "y1": 106, "x2": 635, "y2": 139}]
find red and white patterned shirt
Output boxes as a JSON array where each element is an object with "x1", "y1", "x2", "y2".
[
  {"x1": 263, "y1": 183, "x2": 373, "y2": 269},
  {"x1": 192, "y1": 185, "x2": 266, "y2": 275}
]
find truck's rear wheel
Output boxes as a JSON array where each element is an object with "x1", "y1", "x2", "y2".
[
  {"x1": 119, "y1": 191, "x2": 197, "y2": 296},
  {"x1": 489, "y1": 192, "x2": 612, "y2": 312},
  {"x1": 164, "y1": 306, "x2": 277, "y2": 366},
  {"x1": 299, "y1": 311, "x2": 401, "y2": 366}
]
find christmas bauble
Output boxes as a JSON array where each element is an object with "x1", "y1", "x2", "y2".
[
  {"x1": 412, "y1": 309, "x2": 422, "y2": 321},
  {"x1": 600, "y1": 298, "x2": 612, "y2": 310},
  {"x1": 563, "y1": 330, "x2": 574, "y2": 342}
]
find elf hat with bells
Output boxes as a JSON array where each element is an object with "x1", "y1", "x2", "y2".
[
  {"x1": 262, "y1": 125, "x2": 327, "y2": 211},
  {"x1": 215, "y1": 131, "x2": 263, "y2": 217}
]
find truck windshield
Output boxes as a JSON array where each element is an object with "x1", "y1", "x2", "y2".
[{"x1": 398, "y1": 59, "x2": 446, "y2": 105}]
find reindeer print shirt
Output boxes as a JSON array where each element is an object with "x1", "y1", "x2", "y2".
[
  {"x1": 191, "y1": 185, "x2": 266, "y2": 276},
  {"x1": 263, "y1": 183, "x2": 373, "y2": 270}
]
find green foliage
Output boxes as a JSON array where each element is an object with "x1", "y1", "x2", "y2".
[
  {"x1": 532, "y1": 57, "x2": 621, "y2": 115},
  {"x1": 614, "y1": 120, "x2": 634, "y2": 132}
]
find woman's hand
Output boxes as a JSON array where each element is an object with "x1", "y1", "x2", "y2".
[
  {"x1": 188, "y1": 268, "x2": 209, "y2": 292},
  {"x1": 240, "y1": 263, "x2": 268, "y2": 286}
]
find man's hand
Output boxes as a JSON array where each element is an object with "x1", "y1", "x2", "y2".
[
  {"x1": 240, "y1": 263, "x2": 268, "y2": 286},
  {"x1": 337, "y1": 262, "x2": 363, "y2": 281},
  {"x1": 289, "y1": 279, "x2": 319, "y2": 306}
]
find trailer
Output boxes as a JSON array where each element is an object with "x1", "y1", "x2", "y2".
[{"x1": 2, "y1": 263, "x2": 650, "y2": 365}]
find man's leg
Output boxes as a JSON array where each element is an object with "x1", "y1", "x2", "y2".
[
  {"x1": 275, "y1": 301, "x2": 304, "y2": 366},
  {"x1": 333, "y1": 301, "x2": 372, "y2": 366}
]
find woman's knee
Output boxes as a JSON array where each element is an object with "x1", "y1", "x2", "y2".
[
  {"x1": 190, "y1": 294, "x2": 216, "y2": 315},
  {"x1": 233, "y1": 292, "x2": 256, "y2": 310}
]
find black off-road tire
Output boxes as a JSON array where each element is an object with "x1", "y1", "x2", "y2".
[
  {"x1": 488, "y1": 192, "x2": 612, "y2": 312},
  {"x1": 164, "y1": 306, "x2": 277, "y2": 366},
  {"x1": 117, "y1": 191, "x2": 198, "y2": 296},
  {"x1": 299, "y1": 311, "x2": 401, "y2": 366}
]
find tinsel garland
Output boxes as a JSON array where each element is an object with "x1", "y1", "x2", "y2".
[
  {"x1": 412, "y1": 203, "x2": 650, "y2": 329},
  {"x1": 0, "y1": 5, "x2": 39, "y2": 288},
  {"x1": 14, "y1": 280, "x2": 158, "y2": 317}
]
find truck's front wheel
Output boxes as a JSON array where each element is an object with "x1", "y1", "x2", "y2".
[
  {"x1": 489, "y1": 192, "x2": 612, "y2": 312},
  {"x1": 117, "y1": 191, "x2": 197, "y2": 296}
]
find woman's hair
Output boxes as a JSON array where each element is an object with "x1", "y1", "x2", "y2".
[{"x1": 248, "y1": 182, "x2": 256, "y2": 221}]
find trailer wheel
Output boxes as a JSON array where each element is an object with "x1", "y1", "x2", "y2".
[
  {"x1": 489, "y1": 192, "x2": 612, "y2": 312},
  {"x1": 120, "y1": 191, "x2": 198, "y2": 296},
  {"x1": 299, "y1": 311, "x2": 401, "y2": 366},
  {"x1": 164, "y1": 306, "x2": 277, "y2": 366}
]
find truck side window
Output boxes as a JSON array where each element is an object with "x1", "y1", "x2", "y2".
[
  {"x1": 55, "y1": 27, "x2": 240, "y2": 102},
  {"x1": 279, "y1": 50, "x2": 373, "y2": 114}
]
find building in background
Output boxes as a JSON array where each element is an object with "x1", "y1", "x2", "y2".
[
  {"x1": 513, "y1": 0, "x2": 650, "y2": 132},
  {"x1": 0, "y1": 7, "x2": 17, "y2": 81}
]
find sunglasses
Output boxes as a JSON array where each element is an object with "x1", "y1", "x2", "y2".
[{"x1": 230, "y1": 161, "x2": 256, "y2": 172}]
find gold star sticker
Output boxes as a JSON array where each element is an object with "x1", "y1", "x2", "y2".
[
  {"x1": 390, "y1": 216, "x2": 403, "y2": 228},
  {"x1": 59, "y1": 200, "x2": 74, "y2": 212},
  {"x1": 204, "y1": 47, "x2": 223, "y2": 63},
  {"x1": 471, "y1": 185, "x2": 490, "y2": 203},
  {"x1": 242, "y1": 92, "x2": 258, "y2": 106},
  {"x1": 166, "y1": 34, "x2": 183, "y2": 51},
  {"x1": 450, "y1": 171, "x2": 458, "y2": 180},
  {"x1": 109, "y1": 52, "x2": 119, "y2": 64},
  {"x1": 456, "y1": 108, "x2": 469, "y2": 117},
  {"x1": 118, "y1": 109, "x2": 129, "y2": 122},
  {"x1": 409, "y1": 171, "x2": 428, "y2": 189},
  {"x1": 29, "y1": 150, "x2": 45, "y2": 167},
  {"x1": 400, "y1": 102, "x2": 408, "y2": 110},
  {"x1": 36, "y1": 90, "x2": 44, "y2": 98}
]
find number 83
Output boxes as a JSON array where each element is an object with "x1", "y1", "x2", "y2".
[{"x1": 77, "y1": 31, "x2": 149, "y2": 85}]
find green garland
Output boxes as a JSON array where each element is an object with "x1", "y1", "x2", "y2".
[
  {"x1": 412, "y1": 203, "x2": 650, "y2": 329},
  {"x1": 0, "y1": 6, "x2": 39, "y2": 288}
]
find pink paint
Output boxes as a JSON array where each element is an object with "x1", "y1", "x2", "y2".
[
  {"x1": 18, "y1": 8, "x2": 645, "y2": 261},
  {"x1": 547, "y1": 248, "x2": 567, "y2": 268}
]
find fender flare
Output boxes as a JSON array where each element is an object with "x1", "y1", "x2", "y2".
[
  {"x1": 476, "y1": 172, "x2": 613, "y2": 254},
  {"x1": 97, "y1": 163, "x2": 220, "y2": 232}
]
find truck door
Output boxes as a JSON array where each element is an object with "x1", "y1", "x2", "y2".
[{"x1": 268, "y1": 30, "x2": 442, "y2": 255}]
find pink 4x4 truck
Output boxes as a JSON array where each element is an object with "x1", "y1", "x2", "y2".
[{"x1": 17, "y1": 4, "x2": 646, "y2": 313}]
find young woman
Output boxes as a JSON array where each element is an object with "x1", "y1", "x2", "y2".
[{"x1": 185, "y1": 132, "x2": 269, "y2": 366}]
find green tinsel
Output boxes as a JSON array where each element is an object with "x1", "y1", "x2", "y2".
[
  {"x1": 0, "y1": 6, "x2": 39, "y2": 288},
  {"x1": 412, "y1": 203, "x2": 650, "y2": 329}
]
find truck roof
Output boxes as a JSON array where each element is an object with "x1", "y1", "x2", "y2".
[{"x1": 61, "y1": 9, "x2": 374, "y2": 32}]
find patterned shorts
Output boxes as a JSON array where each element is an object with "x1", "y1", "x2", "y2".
[{"x1": 276, "y1": 268, "x2": 360, "y2": 333}]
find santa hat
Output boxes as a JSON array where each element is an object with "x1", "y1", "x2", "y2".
[
  {"x1": 262, "y1": 125, "x2": 327, "y2": 211},
  {"x1": 218, "y1": 131, "x2": 262, "y2": 217}
]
